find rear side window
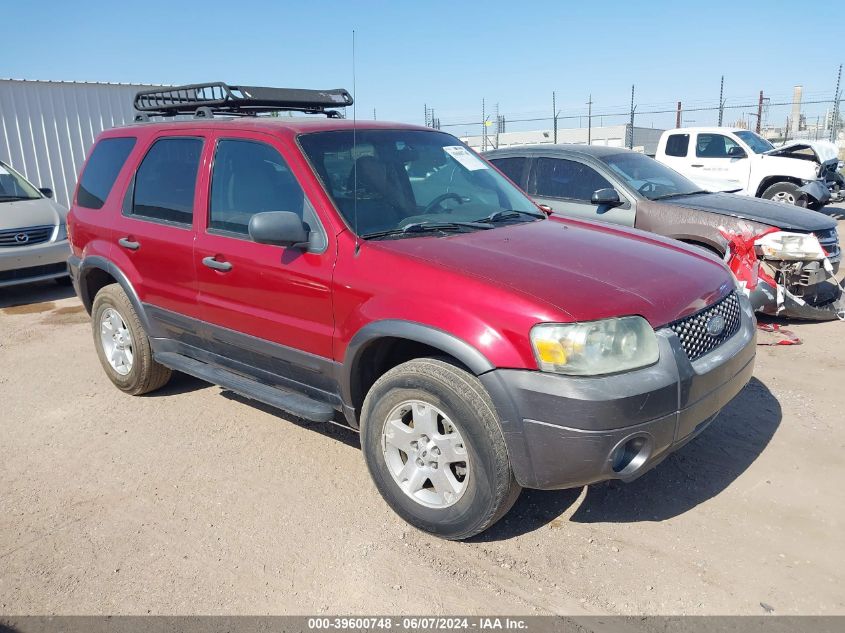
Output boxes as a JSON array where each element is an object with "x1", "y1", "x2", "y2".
[
  {"x1": 77, "y1": 137, "x2": 136, "y2": 209},
  {"x1": 490, "y1": 157, "x2": 528, "y2": 187},
  {"x1": 664, "y1": 134, "x2": 689, "y2": 158},
  {"x1": 533, "y1": 157, "x2": 611, "y2": 201},
  {"x1": 209, "y1": 139, "x2": 326, "y2": 250},
  {"x1": 130, "y1": 138, "x2": 202, "y2": 225}
]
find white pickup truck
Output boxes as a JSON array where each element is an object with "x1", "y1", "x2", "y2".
[{"x1": 655, "y1": 127, "x2": 843, "y2": 209}]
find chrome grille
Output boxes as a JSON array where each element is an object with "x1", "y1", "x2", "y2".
[
  {"x1": 0, "y1": 225, "x2": 53, "y2": 247},
  {"x1": 668, "y1": 292, "x2": 742, "y2": 361}
]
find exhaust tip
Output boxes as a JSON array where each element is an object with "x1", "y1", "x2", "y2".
[{"x1": 610, "y1": 435, "x2": 652, "y2": 476}]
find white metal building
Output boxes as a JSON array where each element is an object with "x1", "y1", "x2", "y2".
[
  {"x1": 461, "y1": 125, "x2": 666, "y2": 156},
  {"x1": 0, "y1": 79, "x2": 166, "y2": 208}
]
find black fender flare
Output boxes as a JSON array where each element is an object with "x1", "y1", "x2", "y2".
[
  {"x1": 76, "y1": 255, "x2": 155, "y2": 335},
  {"x1": 340, "y1": 320, "x2": 495, "y2": 412}
]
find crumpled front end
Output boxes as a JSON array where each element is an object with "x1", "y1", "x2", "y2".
[{"x1": 721, "y1": 224, "x2": 844, "y2": 321}]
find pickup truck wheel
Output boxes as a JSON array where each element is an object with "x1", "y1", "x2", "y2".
[
  {"x1": 360, "y1": 358, "x2": 521, "y2": 540},
  {"x1": 762, "y1": 181, "x2": 800, "y2": 205},
  {"x1": 91, "y1": 283, "x2": 171, "y2": 395}
]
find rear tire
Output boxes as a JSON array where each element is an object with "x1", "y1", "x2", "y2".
[
  {"x1": 360, "y1": 357, "x2": 521, "y2": 540},
  {"x1": 762, "y1": 181, "x2": 801, "y2": 205},
  {"x1": 91, "y1": 283, "x2": 171, "y2": 395}
]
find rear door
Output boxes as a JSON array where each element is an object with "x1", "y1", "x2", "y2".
[
  {"x1": 527, "y1": 156, "x2": 635, "y2": 226},
  {"x1": 193, "y1": 131, "x2": 336, "y2": 387},
  {"x1": 109, "y1": 132, "x2": 206, "y2": 320}
]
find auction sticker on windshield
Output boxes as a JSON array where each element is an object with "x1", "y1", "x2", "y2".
[{"x1": 444, "y1": 146, "x2": 488, "y2": 171}]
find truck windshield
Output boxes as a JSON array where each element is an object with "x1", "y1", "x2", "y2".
[
  {"x1": 0, "y1": 162, "x2": 41, "y2": 202},
  {"x1": 298, "y1": 129, "x2": 542, "y2": 238},
  {"x1": 603, "y1": 152, "x2": 706, "y2": 201},
  {"x1": 734, "y1": 131, "x2": 775, "y2": 154}
]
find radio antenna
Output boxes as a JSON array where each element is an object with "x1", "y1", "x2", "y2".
[{"x1": 352, "y1": 29, "x2": 360, "y2": 255}]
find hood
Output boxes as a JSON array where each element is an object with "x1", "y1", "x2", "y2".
[
  {"x1": 662, "y1": 192, "x2": 836, "y2": 232},
  {"x1": 0, "y1": 196, "x2": 67, "y2": 230},
  {"x1": 373, "y1": 219, "x2": 734, "y2": 327},
  {"x1": 765, "y1": 140, "x2": 838, "y2": 164}
]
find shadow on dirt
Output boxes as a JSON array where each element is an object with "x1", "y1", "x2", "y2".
[
  {"x1": 0, "y1": 279, "x2": 76, "y2": 309},
  {"x1": 475, "y1": 376, "x2": 781, "y2": 541},
  {"x1": 220, "y1": 390, "x2": 362, "y2": 450},
  {"x1": 815, "y1": 204, "x2": 845, "y2": 220}
]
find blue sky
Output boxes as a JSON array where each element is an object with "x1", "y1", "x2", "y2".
[{"x1": 3, "y1": 1, "x2": 840, "y2": 133}]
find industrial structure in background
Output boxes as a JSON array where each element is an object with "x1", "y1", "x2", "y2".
[{"x1": 0, "y1": 79, "x2": 165, "y2": 208}]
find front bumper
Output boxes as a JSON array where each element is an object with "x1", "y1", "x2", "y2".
[
  {"x1": 481, "y1": 294, "x2": 757, "y2": 490},
  {"x1": 0, "y1": 238, "x2": 70, "y2": 287}
]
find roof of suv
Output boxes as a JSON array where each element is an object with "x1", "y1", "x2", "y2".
[
  {"x1": 112, "y1": 117, "x2": 430, "y2": 135},
  {"x1": 484, "y1": 144, "x2": 635, "y2": 159}
]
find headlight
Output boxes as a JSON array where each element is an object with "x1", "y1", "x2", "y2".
[
  {"x1": 55, "y1": 224, "x2": 68, "y2": 241},
  {"x1": 530, "y1": 316, "x2": 659, "y2": 376},
  {"x1": 755, "y1": 231, "x2": 825, "y2": 260}
]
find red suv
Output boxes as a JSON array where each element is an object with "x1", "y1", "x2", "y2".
[{"x1": 67, "y1": 84, "x2": 756, "y2": 539}]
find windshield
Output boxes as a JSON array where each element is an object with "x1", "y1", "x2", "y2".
[
  {"x1": 734, "y1": 130, "x2": 774, "y2": 154},
  {"x1": 298, "y1": 129, "x2": 541, "y2": 238},
  {"x1": 0, "y1": 162, "x2": 41, "y2": 201},
  {"x1": 602, "y1": 152, "x2": 706, "y2": 200}
]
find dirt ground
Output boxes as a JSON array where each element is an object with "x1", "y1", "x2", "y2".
[{"x1": 1, "y1": 219, "x2": 843, "y2": 617}]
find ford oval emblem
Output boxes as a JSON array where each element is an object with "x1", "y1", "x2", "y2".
[{"x1": 706, "y1": 315, "x2": 726, "y2": 337}]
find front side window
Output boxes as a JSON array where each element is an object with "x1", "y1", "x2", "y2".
[
  {"x1": 130, "y1": 138, "x2": 202, "y2": 224},
  {"x1": 533, "y1": 157, "x2": 611, "y2": 201},
  {"x1": 209, "y1": 139, "x2": 326, "y2": 251},
  {"x1": 664, "y1": 134, "x2": 689, "y2": 157},
  {"x1": 734, "y1": 130, "x2": 775, "y2": 154},
  {"x1": 76, "y1": 137, "x2": 137, "y2": 209},
  {"x1": 603, "y1": 152, "x2": 705, "y2": 200},
  {"x1": 0, "y1": 161, "x2": 41, "y2": 202},
  {"x1": 696, "y1": 133, "x2": 741, "y2": 158},
  {"x1": 298, "y1": 129, "x2": 541, "y2": 238}
]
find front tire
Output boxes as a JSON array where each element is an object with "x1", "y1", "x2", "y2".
[
  {"x1": 360, "y1": 358, "x2": 521, "y2": 540},
  {"x1": 762, "y1": 181, "x2": 801, "y2": 205},
  {"x1": 91, "y1": 283, "x2": 171, "y2": 395}
]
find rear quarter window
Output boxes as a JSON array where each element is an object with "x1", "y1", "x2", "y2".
[
  {"x1": 490, "y1": 156, "x2": 528, "y2": 187},
  {"x1": 76, "y1": 137, "x2": 137, "y2": 209},
  {"x1": 664, "y1": 134, "x2": 689, "y2": 158}
]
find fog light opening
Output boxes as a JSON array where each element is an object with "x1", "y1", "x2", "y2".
[{"x1": 610, "y1": 435, "x2": 651, "y2": 475}]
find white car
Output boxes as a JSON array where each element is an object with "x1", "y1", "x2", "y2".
[
  {"x1": 655, "y1": 127, "x2": 842, "y2": 209},
  {"x1": 0, "y1": 159, "x2": 70, "y2": 287}
]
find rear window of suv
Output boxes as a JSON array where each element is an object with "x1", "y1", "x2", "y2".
[{"x1": 76, "y1": 137, "x2": 136, "y2": 209}]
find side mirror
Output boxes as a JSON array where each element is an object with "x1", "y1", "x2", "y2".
[
  {"x1": 591, "y1": 188, "x2": 622, "y2": 207},
  {"x1": 727, "y1": 146, "x2": 747, "y2": 158},
  {"x1": 39, "y1": 187, "x2": 53, "y2": 199},
  {"x1": 537, "y1": 204, "x2": 554, "y2": 215},
  {"x1": 248, "y1": 211, "x2": 310, "y2": 249}
]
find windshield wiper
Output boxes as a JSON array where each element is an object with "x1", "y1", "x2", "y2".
[
  {"x1": 650, "y1": 190, "x2": 710, "y2": 200},
  {"x1": 473, "y1": 209, "x2": 545, "y2": 223},
  {"x1": 362, "y1": 220, "x2": 492, "y2": 240},
  {"x1": 0, "y1": 195, "x2": 39, "y2": 201}
]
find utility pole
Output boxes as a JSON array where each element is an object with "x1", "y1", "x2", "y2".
[
  {"x1": 553, "y1": 91, "x2": 558, "y2": 144},
  {"x1": 831, "y1": 63, "x2": 842, "y2": 142},
  {"x1": 756, "y1": 90, "x2": 764, "y2": 134},
  {"x1": 718, "y1": 75, "x2": 725, "y2": 126},
  {"x1": 627, "y1": 84, "x2": 636, "y2": 149},
  {"x1": 676, "y1": 101, "x2": 682, "y2": 128},
  {"x1": 373, "y1": 108, "x2": 376, "y2": 120},
  {"x1": 587, "y1": 94, "x2": 593, "y2": 145},
  {"x1": 482, "y1": 98, "x2": 487, "y2": 152},
  {"x1": 494, "y1": 102, "x2": 500, "y2": 150}
]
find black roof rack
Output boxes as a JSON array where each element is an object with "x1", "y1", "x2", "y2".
[{"x1": 133, "y1": 82, "x2": 353, "y2": 121}]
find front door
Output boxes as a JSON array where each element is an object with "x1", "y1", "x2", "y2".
[
  {"x1": 193, "y1": 132, "x2": 336, "y2": 389},
  {"x1": 528, "y1": 156, "x2": 635, "y2": 226},
  {"x1": 689, "y1": 132, "x2": 750, "y2": 192}
]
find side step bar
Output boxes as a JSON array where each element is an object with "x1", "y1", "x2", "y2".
[{"x1": 155, "y1": 352, "x2": 336, "y2": 423}]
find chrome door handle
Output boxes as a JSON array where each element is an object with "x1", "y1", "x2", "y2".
[
  {"x1": 202, "y1": 256, "x2": 232, "y2": 272},
  {"x1": 118, "y1": 237, "x2": 140, "y2": 250}
]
